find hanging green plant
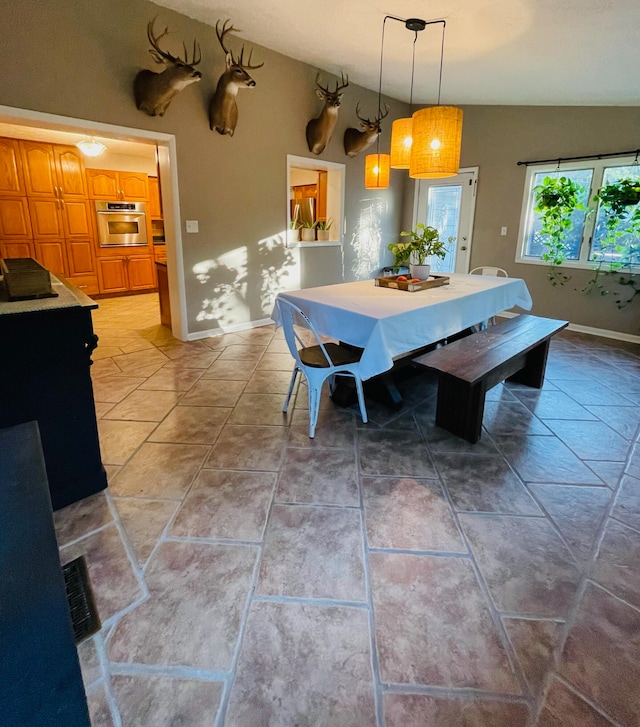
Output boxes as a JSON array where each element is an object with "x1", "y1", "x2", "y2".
[
  {"x1": 583, "y1": 177, "x2": 640, "y2": 302},
  {"x1": 534, "y1": 175, "x2": 584, "y2": 285}
]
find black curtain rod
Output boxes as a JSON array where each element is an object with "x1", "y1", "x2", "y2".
[{"x1": 517, "y1": 149, "x2": 640, "y2": 166}]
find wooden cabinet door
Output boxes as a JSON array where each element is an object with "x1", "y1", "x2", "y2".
[
  {"x1": 0, "y1": 240, "x2": 34, "y2": 259},
  {"x1": 97, "y1": 256, "x2": 128, "y2": 293},
  {"x1": 28, "y1": 197, "x2": 64, "y2": 238},
  {"x1": 127, "y1": 254, "x2": 156, "y2": 290},
  {"x1": 54, "y1": 146, "x2": 87, "y2": 199},
  {"x1": 148, "y1": 177, "x2": 162, "y2": 217},
  {"x1": 119, "y1": 172, "x2": 148, "y2": 201},
  {"x1": 20, "y1": 141, "x2": 57, "y2": 198},
  {"x1": 0, "y1": 138, "x2": 26, "y2": 196},
  {"x1": 86, "y1": 170, "x2": 118, "y2": 200},
  {"x1": 33, "y1": 239, "x2": 68, "y2": 277},
  {"x1": 62, "y1": 198, "x2": 94, "y2": 238},
  {"x1": 0, "y1": 197, "x2": 32, "y2": 238},
  {"x1": 67, "y1": 238, "x2": 96, "y2": 276}
]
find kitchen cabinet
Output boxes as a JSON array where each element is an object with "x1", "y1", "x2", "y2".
[
  {"x1": 0, "y1": 137, "x2": 26, "y2": 195},
  {"x1": 87, "y1": 169, "x2": 149, "y2": 201},
  {"x1": 0, "y1": 239, "x2": 34, "y2": 260},
  {"x1": 148, "y1": 176, "x2": 162, "y2": 217},
  {"x1": 27, "y1": 196, "x2": 65, "y2": 238},
  {"x1": 33, "y1": 239, "x2": 68, "y2": 277},
  {"x1": 62, "y1": 198, "x2": 94, "y2": 238},
  {"x1": 97, "y1": 252, "x2": 155, "y2": 293},
  {"x1": 20, "y1": 141, "x2": 87, "y2": 200},
  {"x1": 0, "y1": 274, "x2": 107, "y2": 512},
  {"x1": 0, "y1": 196, "x2": 32, "y2": 238}
]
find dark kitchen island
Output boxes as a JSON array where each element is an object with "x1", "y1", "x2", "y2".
[{"x1": 0, "y1": 265, "x2": 107, "y2": 510}]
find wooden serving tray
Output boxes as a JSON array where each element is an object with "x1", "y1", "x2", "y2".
[{"x1": 375, "y1": 274, "x2": 450, "y2": 292}]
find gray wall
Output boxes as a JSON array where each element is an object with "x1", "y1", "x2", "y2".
[
  {"x1": 460, "y1": 105, "x2": 640, "y2": 335},
  {"x1": 1, "y1": 0, "x2": 638, "y2": 336},
  {"x1": 0, "y1": 0, "x2": 407, "y2": 335}
]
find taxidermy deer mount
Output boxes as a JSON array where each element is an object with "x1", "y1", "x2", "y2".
[
  {"x1": 306, "y1": 72, "x2": 349, "y2": 155},
  {"x1": 209, "y1": 19, "x2": 264, "y2": 136},
  {"x1": 343, "y1": 103, "x2": 390, "y2": 157},
  {"x1": 133, "y1": 18, "x2": 202, "y2": 117}
]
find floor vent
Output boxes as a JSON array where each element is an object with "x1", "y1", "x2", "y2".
[{"x1": 62, "y1": 556, "x2": 101, "y2": 643}]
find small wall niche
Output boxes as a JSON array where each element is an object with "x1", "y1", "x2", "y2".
[{"x1": 286, "y1": 155, "x2": 345, "y2": 246}]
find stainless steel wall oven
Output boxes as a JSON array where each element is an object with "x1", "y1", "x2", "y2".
[{"x1": 95, "y1": 201, "x2": 148, "y2": 247}]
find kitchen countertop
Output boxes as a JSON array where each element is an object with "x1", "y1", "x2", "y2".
[{"x1": 0, "y1": 273, "x2": 97, "y2": 316}]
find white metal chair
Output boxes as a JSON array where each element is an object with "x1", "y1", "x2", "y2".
[
  {"x1": 469, "y1": 266, "x2": 508, "y2": 277},
  {"x1": 276, "y1": 297, "x2": 368, "y2": 438},
  {"x1": 469, "y1": 267, "x2": 508, "y2": 328}
]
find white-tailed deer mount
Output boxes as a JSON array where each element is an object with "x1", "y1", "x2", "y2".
[
  {"x1": 343, "y1": 103, "x2": 390, "y2": 158},
  {"x1": 209, "y1": 19, "x2": 264, "y2": 136},
  {"x1": 306, "y1": 72, "x2": 349, "y2": 155},
  {"x1": 133, "y1": 18, "x2": 202, "y2": 117}
]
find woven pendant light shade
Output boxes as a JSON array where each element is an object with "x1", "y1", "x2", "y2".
[
  {"x1": 389, "y1": 118, "x2": 413, "y2": 169},
  {"x1": 409, "y1": 106, "x2": 463, "y2": 179},
  {"x1": 365, "y1": 153, "x2": 390, "y2": 189}
]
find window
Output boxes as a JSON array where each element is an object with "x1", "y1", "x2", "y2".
[{"x1": 516, "y1": 156, "x2": 640, "y2": 270}]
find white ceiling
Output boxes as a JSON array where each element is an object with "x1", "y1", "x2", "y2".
[{"x1": 151, "y1": 0, "x2": 639, "y2": 106}]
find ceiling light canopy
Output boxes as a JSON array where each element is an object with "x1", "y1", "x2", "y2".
[
  {"x1": 76, "y1": 137, "x2": 106, "y2": 157},
  {"x1": 365, "y1": 15, "x2": 463, "y2": 188}
]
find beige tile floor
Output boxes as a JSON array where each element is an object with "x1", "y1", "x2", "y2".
[{"x1": 53, "y1": 292, "x2": 640, "y2": 727}]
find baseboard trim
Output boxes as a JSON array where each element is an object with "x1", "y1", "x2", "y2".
[
  {"x1": 187, "y1": 317, "x2": 273, "y2": 341},
  {"x1": 497, "y1": 311, "x2": 640, "y2": 344}
]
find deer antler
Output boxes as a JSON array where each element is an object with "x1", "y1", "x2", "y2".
[
  {"x1": 216, "y1": 19, "x2": 263, "y2": 69},
  {"x1": 237, "y1": 46, "x2": 264, "y2": 70},
  {"x1": 376, "y1": 104, "x2": 390, "y2": 122},
  {"x1": 147, "y1": 17, "x2": 201, "y2": 66},
  {"x1": 334, "y1": 71, "x2": 349, "y2": 93},
  {"x1": 316, "y1": 71, "x2": 349, "y2": 96}
]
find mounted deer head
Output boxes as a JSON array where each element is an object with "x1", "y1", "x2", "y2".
[
  {"x1": 343, "y1": 103, "x2": 390, "y2": 158},
  {"x1": 209, "y1": 19, "x2": 264, "y2": 136},
  {"x1": 133, "y1": 18, "x2": 202, "y2": 117},
  {"x1": 305, "y1": 72, "x2": 349, "y2": 155}
]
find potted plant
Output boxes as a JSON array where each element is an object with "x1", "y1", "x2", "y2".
[
  {"x1": 583, "y1": 177, "x2": 640, "y2": 301},
  {"x1": 533, "y1": 175, "x2": 584, "y2": 285},
  {"x1": 316, "y1": 218, "x2": 333, "y2": 241},
  {"x1": 287, "y1": 217, "x2": 302, "y2": 244},
  {"x1": 387, "y1": 223, "x2": 447, "y2": 279},
  {"x1": 300, "y1": 220, "x2": 317, "y2": 242}
]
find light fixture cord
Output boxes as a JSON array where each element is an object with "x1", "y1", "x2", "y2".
[
  {"x1": 409, "y1": 31, "x2": 417, "y2": 113},
  {"x1": 375, "y1": 17, "x2": 389, "y2": 157},
  {"x1": 437, "y1": 20, "x2": 446, "y2": 105}
]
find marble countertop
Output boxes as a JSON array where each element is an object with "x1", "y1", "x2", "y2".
[{"x1": 0, "y1": 273, "x2": 97, "y2": 316}]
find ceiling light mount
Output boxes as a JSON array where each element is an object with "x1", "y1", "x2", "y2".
[{"x1": 405, "y1": 18, "x2": 426, "y2": 32}]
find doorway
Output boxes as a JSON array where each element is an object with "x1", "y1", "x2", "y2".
[
  {"x1": 0, "y1": 105, "x2": 186, "y2": 340},
  {"x1": 413, "y1": 168, "x2": 478, "y2": 274}
]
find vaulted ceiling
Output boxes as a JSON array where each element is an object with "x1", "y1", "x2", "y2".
[{"x1": 152, "y1": 0, "x2": 639, "y2": 106}]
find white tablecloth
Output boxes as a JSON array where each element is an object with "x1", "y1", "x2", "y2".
[{"x1": 273, "y1": 274, "x2": 533, "y2": 381}]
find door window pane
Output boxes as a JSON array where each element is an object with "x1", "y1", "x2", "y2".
[{"x1": 426, "y1": 184, "x2": 462, "y2": 273}]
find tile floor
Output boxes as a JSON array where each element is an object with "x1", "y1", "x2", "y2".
[{"x1": 53, "y1": 292, "x2": 640, "y2": 727}]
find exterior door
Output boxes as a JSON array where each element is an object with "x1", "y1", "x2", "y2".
[{"x1": 414, "y1": 169, "x2": 478, "y2": 274}]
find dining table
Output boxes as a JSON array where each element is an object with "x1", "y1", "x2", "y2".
[{"x1": 272, "y1": 273, "x2": 533, "y2": 386}]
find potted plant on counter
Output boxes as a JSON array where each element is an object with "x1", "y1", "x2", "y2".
[
  {"x1": 387, "y1": 224, "x2": 447, "y2": 279},
  {"x1": 287, "y1": 217, "x2": 302, "y2": 244},
  {"x1": 316, "y1": 218, "x2": 333, "y2": 241},
  {"x1": 300, "y1": 220, "x2": 317, "y2": 242}
]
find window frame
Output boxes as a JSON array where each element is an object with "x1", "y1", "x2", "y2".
[{"x1": 515, "y1": 155, "x2": 640, "y2": 271}]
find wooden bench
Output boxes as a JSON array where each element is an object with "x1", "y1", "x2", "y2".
[{"x1": 411, "y1": 314, "x2": 568, "y2": 443}]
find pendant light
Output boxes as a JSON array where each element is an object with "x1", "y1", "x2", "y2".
[
  {"x1": 390, "y1": 20, "x2": 424, "y2": 169},
  {"x1": 364, "y1": 16, "x2": 391, "y2": 189},
  {"x1": 76, "y1": 136, "x2": 107, "y2": 158},
  {"x1": 409, "y1": 21, "x2": 463, "y2": 179}
]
